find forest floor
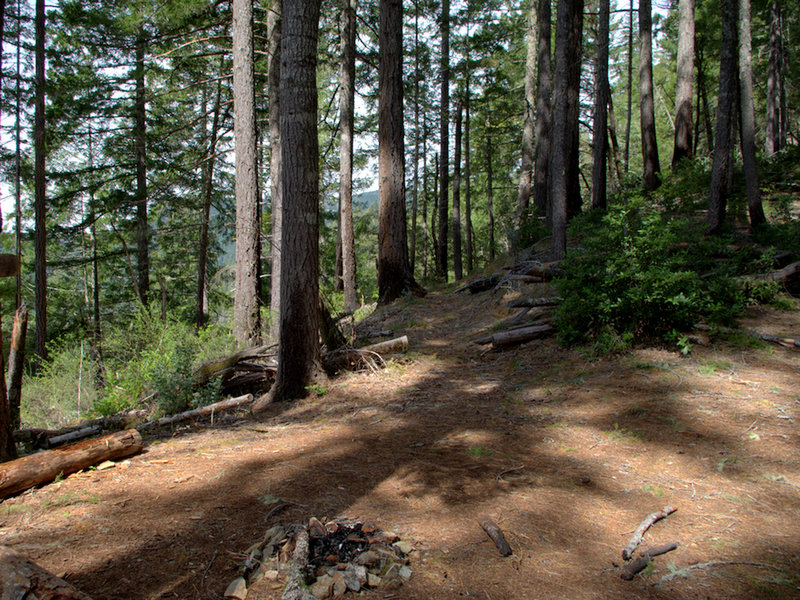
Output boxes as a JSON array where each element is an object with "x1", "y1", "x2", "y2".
[{"x1": 1, "y1": 277, "x2": 799, "y2": 600}]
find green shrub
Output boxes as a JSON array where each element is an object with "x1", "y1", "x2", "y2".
[{"x1": 554, "y1": 191, "x2": 747, "y2": 352}]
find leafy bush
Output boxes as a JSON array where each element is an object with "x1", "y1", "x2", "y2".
[
  {"x1": 94, "y1": 306, "x2": 235, "y2": 417},
  {"x1": 554, "y1": 191, "x2": 747, "y2": 351}
]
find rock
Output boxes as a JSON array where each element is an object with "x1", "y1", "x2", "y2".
[
  {"x1": 309, "y1": 516, "x2": 327, "y2": 538},
  {"x1": 399, "y1": 565, "x2": 412, "y2": 581},
  {"x1": 331, "y1": 572, "x2": 347, "y2": 597},
  {"x1": 344, "y1": 564, "x2": 367, "y2": 592},
  {"x1": 381, "y1": 563, "x2": 402, "y2": 590},
  {"x1": 366, "y1": 572, "x2": 381, "y2": 588},
  {"x1": 354, "y1": 550, "x2": 380, "y2": 567},
  {"x1": 393, "y1": 541, "x2": 413, "y2": 555},
  {"x1": 310, "y1": 574, "x2": 333, "y2": 599},
  {"x1": 96, "y1": 460, "x2": 116, "y2": 470},
  {"x1": 262, "y1": 569, "x2": 280, "y2": 581},
  {"x1": 223, "y1": 576, "x2": 248, "y2": 599}
]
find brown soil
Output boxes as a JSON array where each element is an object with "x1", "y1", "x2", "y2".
[{"x1": 2, "y1": 284, "x2": 799, "y2": 599}]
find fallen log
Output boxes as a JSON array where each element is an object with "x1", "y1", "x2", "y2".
[
  {"x1": 193, "y1": 344, "x2": 277, "y2": 387},
  {"x1": 323, "y1": 336, "x2": 409, "y2": 374},
  {"x1": 361, "y1": 335, "x2": 408, "y2": 355},
  {"x1": 454, "y1": 274, "x2": 501, "y2": 294},
  {"x1": 750, "y1": 260, "x2": 800, "y2": 291},
  {"x1": 479, "y1": 516, "x2": 512, "y2": 556},
  {"x1": 0, "y1": 429, "x2": 143, "y2": 499},
  {"x1": 622, "y1": 505, "x2": 676, "y2": 561},
  {"x1": 46, "y1": 426, "x2": 102, "y2": 448},
  {"x1": 507, "y1": 296, "x2": 562, "y2": 308},
  {"x1": 14, "y1": 409, "x2": 150, "y2": 449},
  {"x1": 282, "y1": 527, "x2": 316, "y2": 600},
  {"x1": 620, "y1": 542, "x2": 679, "y2": 580},
  {"x1": 0, "y1": 545, "x2": 93, "y2": 599},
  {"x1": 489, "y1": 324, "x2": 553, "y2": 348},
  {"x1": 137, "y1": 394, "x2": 253, "y2": 433}
]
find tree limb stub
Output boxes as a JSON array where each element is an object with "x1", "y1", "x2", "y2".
[
  {"x1": 479, "y1": 516, "x2": 513, "y2": 556},
  {"x1": 622, "y1": 505, "x2": 676, "y2": 561}
]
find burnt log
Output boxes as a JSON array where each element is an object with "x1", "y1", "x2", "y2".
[
  {"x1": 0, "y1": 545, "x2": 93, "y2": 599},
  {"x1": 0, "y1": 429, "x2": 143, "y2": 498}
]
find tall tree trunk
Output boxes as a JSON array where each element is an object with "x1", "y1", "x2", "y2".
[
  {"x1": 421, "y1": 118, "x2": 429, "y2": 280},
  {"x1": 339, "y1": 0, "x2": 358, "y2": 311},
  {"x1": 591, "y1": 0, "x2": 609, "y2": 210},
  {"x1": 378, "y1": 0, "x2": 424, "y2": 303},
  {"x1": 452, "y1": 101, "x2": 463, "y2": 281},
  {"x1": 672, "y1": 0, "x2": 694, "y2": 167},
  {"x1": 486, "y1": 116, "x2": 495, "y2": 262},
  {"x1": 0, "y1": 316, "x2": 15, "y2": 461},
  {"x1": 135, "y1": 28, "x2": 150, "y2": 305},
  {"x1": 551, "y1": 0, "x2": 573, "y2": 259},
  {"x1": 409, "y1": 0, "x2": 420, "y2": 276},
  {"x1": 697, "y1": 47, "x2": 713, "y2": 154},
  {"x1": 33, "y1": 0, "x2": 46, "y2": 364},
  {"x1": 706, "y1": 0, "x2": 737, "y2": 233},
  {"x1": 431, "y1": 152, "x2": 439, "y2": 259},
  {"x1": 565, "y1": 0, "x2": 583, "y2": 219},
  {"x1": 465, "y1": 89, "x2": 473, "y2": 273},
  {"x1": 268, "y1": 0, "x2": 282, "y2": 340},
  {"x1": 737, "y1": 0, "x2": 765, "y2": 228},
  {"x1": 532, "y1": 0, "x2": 551, "y2": 217},
  {"x1": 623, "y1": 0, "x2": 634, "y2": 172},
  {"x1": 14, "y1": 0, "x2": 22, "y2": 309},
  {"x1": 607, "y1": 92, "x2": 623, "y2": 190},
  {"x1": 265, "y1": 0, "x2": 323, "y2": 404},
  {"x1": 765, "y1": 0, "x2": 782, "y2": 155},
  {"x1": 232, "y1": 0, "x2": 261, "y2": 345},
  {"x1": 639, "y1": 0, "x2": 661, "y2": 190},
  {"x1": 197, "y1": 74, "x2": 223, "y2": 329},
  {"x1": 7, "y1": 304, "x2": 27, "y2": 431},
  {"x1": 516, "y1": 0, "x2": 537, "y2": 227},
  {"x1": 436, "y1": 0, "x2": 450, "y2": 280}
]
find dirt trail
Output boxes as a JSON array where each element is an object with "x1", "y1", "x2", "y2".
[{"x1": 1, "y1": 285, "x2": 799, "y2": 600}]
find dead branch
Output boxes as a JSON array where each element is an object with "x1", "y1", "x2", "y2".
[
  {"x1": 622, "y1": 506, "x2": 676, "y2": 561},
  {"x1": 137, "y1": 394, "x2": 253, "y2": 433},
  {"x1": 620, "y1": 542, "x2": 679, "y2": 580}
]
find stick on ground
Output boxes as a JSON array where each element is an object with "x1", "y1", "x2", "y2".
[
  {"x1": 479, "y1": 516, "x2": 513, "y2": 556},
  {"x1": 620, "y1": 542, "x2": 679, "y2": 580},
  {"x1": 622, "y1": 505, "x2": 676, "y2": 561}
]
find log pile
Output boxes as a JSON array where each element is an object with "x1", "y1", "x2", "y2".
[
  {"x1": 225, "y1": 518, "x2": 413, "y2": 600},
  {"x1": 455, "y1": 260, "x2": 564, "y2": 296}
]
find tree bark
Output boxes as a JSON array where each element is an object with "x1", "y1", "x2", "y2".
[
  {"x1": 437, "y1": 0, "x2": 450, "y2": 280},
  {"x1": 33, "y1": 0, "x2": 46, "y2": 364},
  {"x1": 532, "y1": 0, "x2": 552, "y2": 217},
  {"x1": 378, "y1": 0, "x2": 424, "y2": 303},
  {"x1": 268, "y1": 0, "x2": 282, "y2": 340},
  {"x1": 639, "y1": 0, "x2": 661, "y2": 190},
  {"x1": 339, "y1": 0, "x2": 358, "y2": 312},
  {"x1": 266, "y1": 0, "x2": 323, "y2": 403},
  {"x1": 565, "y1": 0, "x2": 583, "y2": 218},
  {"x1": 516, "y1": 1, "x2": 537, "y2": 227},
  {"x1": 0, "y1": 430, "x2": 143, "y2": 498},
  {"x1": 233, "y1": 0, "x2": 262, "y2": 345},
  {"x1": 135, "y1": 28, "x2": 150, "y2": 305},
  {"x1": 672, "y1": 0, "x2": 694, "y2": 167},
  {"x1": 706, "y1": 0, "x2": 738, "y2": 233},
  {"x1": 410, "y1": 0, "x2": 420, "y2": 276},
  {"x1": 737, "y1": 0, "x2": 765, "y2": 228},
  {"x1": 452, "y1": 101, "x2": 463, "y2": 281},
  {"x1": 591, "y1": 0, "x2": 609, "y2": 210},
  {"x1": 464, "y1": 90, "x2": 473, "y2": 274}
]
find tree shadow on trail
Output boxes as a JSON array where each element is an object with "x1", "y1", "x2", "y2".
[{"x1": 6, "y1": 311, "x2": 800, "y2": 599}]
